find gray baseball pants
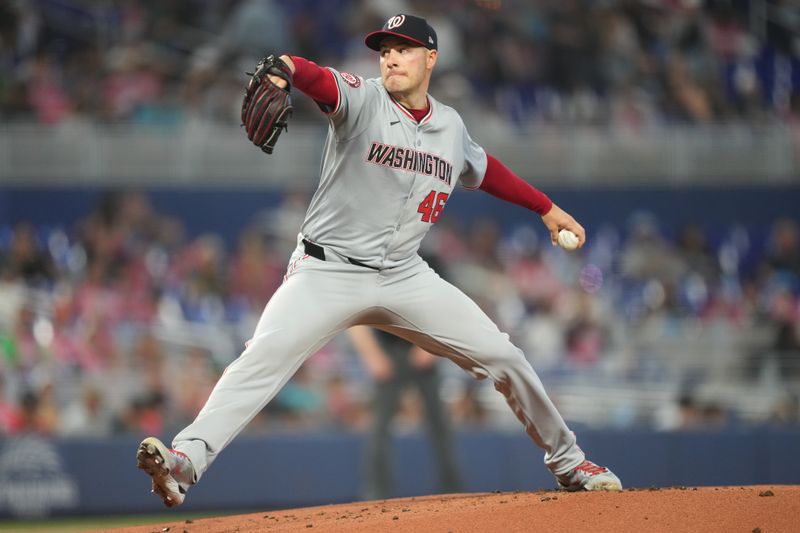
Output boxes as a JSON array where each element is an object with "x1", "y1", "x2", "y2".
[{"x1": 173, "y1": 239, "x2": 585, "y2": 482}]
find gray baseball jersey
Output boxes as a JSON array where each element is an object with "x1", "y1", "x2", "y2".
[
  {"x1": 171, "y1": 67, "x2": 585, "y2": 486},
  {"x1": 301, "y1": 70, "x2": 486, "y2": 269}
]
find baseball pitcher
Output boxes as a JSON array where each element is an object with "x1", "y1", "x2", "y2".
[{"x1": 137, "y1": 13, "x2": 622, "y2": 507}]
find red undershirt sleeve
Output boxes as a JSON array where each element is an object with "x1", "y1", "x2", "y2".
[
  {"x1": 289, "y1": 55, "x2": 338, "y2": 110},
  {"x1": 479, "y1": 154, "x2": 553, "y2": 216}
]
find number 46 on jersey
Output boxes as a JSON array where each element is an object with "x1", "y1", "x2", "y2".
[{"x1": 417, "y1": 190, "x2": 449, "y2": 223}]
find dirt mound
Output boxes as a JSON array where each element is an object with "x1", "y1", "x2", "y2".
[{"x1": 102, "y1": 485, "x2": 797, "y2": 533}]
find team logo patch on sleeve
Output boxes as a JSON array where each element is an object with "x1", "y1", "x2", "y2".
[{"x1": 340, "y1": 72, "x2": 361, "y2": 88}]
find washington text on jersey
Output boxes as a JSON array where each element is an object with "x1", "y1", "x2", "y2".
[{"x1": 365, "y1": 141, "x2": 453, "y2": 185}]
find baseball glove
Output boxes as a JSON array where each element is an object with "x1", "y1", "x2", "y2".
[{"x1": 241, "y1": 54, "x2": 293, "y2": 155}]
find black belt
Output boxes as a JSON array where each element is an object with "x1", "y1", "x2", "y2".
[{"x1": 302, "y1": 239, "x2": 379, "y2": 270}]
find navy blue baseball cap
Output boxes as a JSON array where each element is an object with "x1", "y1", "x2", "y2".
[{"x1": 365, "y1": 14, "x2": 438, "y2": 51}]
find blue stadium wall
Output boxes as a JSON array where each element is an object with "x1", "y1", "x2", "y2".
[
  {"x1": 0, "y1": 429, "x2": 798, "y2": 518},
  {"x1": 1, "y1": 184, "x2": 799, "y2": 250}
]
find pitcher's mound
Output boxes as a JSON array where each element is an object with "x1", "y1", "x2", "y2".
[{"x1": 107, "y1": 485, "x2": 797, "y2": 533}]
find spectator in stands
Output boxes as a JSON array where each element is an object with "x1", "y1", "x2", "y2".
[
  {"x1": 102, "y1": 45, "x2": 165, "y2": 122},
  {"x1": 170, "y1": 347, "x2": 220, "y2": 429},
  {"x1": 26, "y1": 53, "x2": 73, "y2": 124},
  {"x1": 59, "y1": 384, "x2": 113, "y2": 438},
  {"x1": 655, "y1": 392, "x2": 702, "y2": 431},
  {"x1": 323, "y1": 373, "x2": 366, "y2": 430},
  {"x1": 450, "y1": 380, "x2": 487, "y2": 427},
  {"x1": 228, "y1": 227, "x2": 285, "y2": 317},
  {"x1": 185, "y1": 0, "x2": 294, "y2": 121},
  {"x1": 769, "y1": 288, "x2": 800, "y2": 380},
  {"x1": 621, "y1": 212, "x2": 683, "y2": 286},
  {"x1": 16, "y1": 386, "x2": 59, "y2": 436},
  {"x1": 3, "y1": 222, "x2": 55, "y2": 287},
  {"x1": 0, "y1": 380, "x2": 22, "y2": 434},
  {"x1": 676, "y1": 224, "x2": 720, "y2": 284},
  {"x1": 766, "y1": 218, "x2": 800, "y2": 283},
  {"x1": 175, "y1": 235, "x2": 228, "y2": 324},
  {"x1": 769, "y1": 392, "x2": 800, "y2": 425},
  {"x1": 270, "y1": 364, "x2": 325, "y2": 429},
  {"x1": 450, "y1": 218, "x2": 516, "y2": 331},
  {"x1": 562, "y1": 290, "x2": 611, "y2": 368},
  {"x1": 115, "y1": 394, "x2": 165, "y2": 436},
  {"x1": 11, "y1": 305, "x2": 46, "y2": 372}
]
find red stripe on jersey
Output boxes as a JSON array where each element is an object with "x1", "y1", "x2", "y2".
[
  {"x1": 391, "y1": 96, "x2": 415, "y2": 120},
  {"x1": 419, "y1": 99, "x2": 433, "y2": 123},
  {"x1": 390, "y1": 94, "x2": 431, "y2": 123},
  {"x1": 329, "y1": 70, "x2": 342, "y2": 115}
]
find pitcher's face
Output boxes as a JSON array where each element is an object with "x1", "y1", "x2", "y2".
[{"x1": 379, "y1": 37, "x2": 436, "y2": 98}]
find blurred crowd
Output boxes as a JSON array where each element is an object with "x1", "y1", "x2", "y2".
[
  {"x1": 1, "y1": 0, "x2": 799, "y2": 440},
  {"x1": 0, "y1": 190, "x2": 798, "y2": 439},
  {"x1": 1, "y1": 0, "x2": 799, "y2": 127}
]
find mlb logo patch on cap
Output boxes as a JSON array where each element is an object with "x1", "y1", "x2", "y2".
[{"x1": 364, "y1": 14, "x2": 438, "y2": 51}]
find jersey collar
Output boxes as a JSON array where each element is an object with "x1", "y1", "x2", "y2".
[{"x1": 389, "y1": 93, "x2": 433, "y2": 124}]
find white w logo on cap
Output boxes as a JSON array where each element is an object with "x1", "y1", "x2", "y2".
[{"x1": 386, "y1": 15, "x2": 405, "y2": 29}]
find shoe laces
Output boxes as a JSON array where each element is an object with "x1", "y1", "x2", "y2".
[{"x1": 574, "y1": 460, "x2": 609, "y2": 476}]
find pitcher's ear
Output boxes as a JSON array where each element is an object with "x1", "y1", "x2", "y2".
[{"x1": 427, "y1": 49, "x2": 438, "y2": 69}]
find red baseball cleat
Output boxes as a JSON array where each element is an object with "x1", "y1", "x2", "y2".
[
  {"x1": 136, "y1": 437, "x2": 196, "y2": 507},
  {"x1": 556, "y1": 459, "x2": 623, "y2": 491}
]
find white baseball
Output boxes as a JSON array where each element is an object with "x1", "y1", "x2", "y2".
[{"x1": 557, "y1": 229, "x2": 580, "y2": 251}]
